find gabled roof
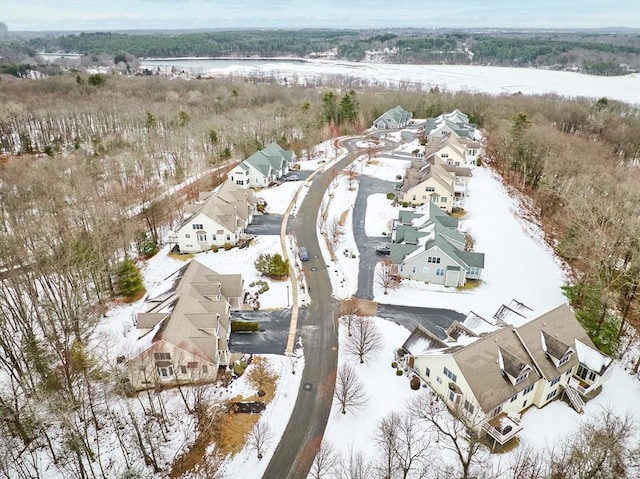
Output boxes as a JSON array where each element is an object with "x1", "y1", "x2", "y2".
[
  {"x1": 241, "y1": 142, "x2": 294, "y2": 177},
  {"x1": 377, "y1": 105, "x2": 412, "y2": 125},
  {"x1": 133, "y1": 260, "x2": 243, "y2": 363},
  {"x1": 402, "y1": 325, "x2": 448, "y2": 354},
  {"x1": 498, "y1": 347, "x2": 532, "y2": 379},
  {"x1": 541, "y1": 330, "x2": 573, "y2": 360}
]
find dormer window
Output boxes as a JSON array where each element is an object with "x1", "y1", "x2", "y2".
[
  {"x1": 558, "y1": 354, "x2": 571, "y2": 366},
  {"x1": 515, "y1": 370, "x2": 529, "y2": 384}
]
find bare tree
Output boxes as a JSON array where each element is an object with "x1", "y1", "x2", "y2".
[
  {"x1": 340, "y1": 297, "x2": 360, "y2": 337},
  {"x1": 375, "y1": 259, "x2": 399, "y2": 295},
  {"x1": 373, "y1": 411, "x2": 432, "y2": 479},
  {"x1": 345, "y1": 163, "x2": 358, "y2": 190},
  {"x1": 337, "y1": 446, "x2": 372, "y2": 479},
  {"x1": 246, "y1": 422, "x2": 272, "y2": 460},
  {"x1": 344, "y1": 317, "x2": 382, "y2": 364},
  {"x1": 333, "y1": 364, "x2": 368, "y2": 415},
  {"x1": 309, "y1": 440, "x2": 339, "y2": 479},
  {"x1": 247, "y1": 356, "x2": 275, "y2": 397},
  {"x1": 504, "y1": 445, "x2": 545, "y2": 479},
  {"x1": 407, "y1": 391, "x2": 489, "y2": 479},
  {"x1": 327, "y1": 216, "x2": 344, "y2": 247}
]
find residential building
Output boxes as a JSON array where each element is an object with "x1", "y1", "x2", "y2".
[
  {"x1": 401, "y1": 302, "x2": 613, "y2": 446},
  {"x1": 127, "y1": 260, "x2": 244, "y2": 391},
  {"x1": 170, "y1": 179, "x2": 257, "y2": 253},
  {"x1": 373, "y1": 105, "x2": 413, "y2": 129},
  {"x1": 228, "y1": 142, "x2": 296, "y2": 188},
  {"x1": 389, "y1": 202, "x2": 484, "y2": 286},
  {"x1": 423, "y1": 109, "x2": 479, "y2": 143}
]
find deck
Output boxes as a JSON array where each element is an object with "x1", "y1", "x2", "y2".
[{"x1": 482, "y1": 412, "x2": 524, "y2": 445}]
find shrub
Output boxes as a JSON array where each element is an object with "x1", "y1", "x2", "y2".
[
  {"x1": 211, "y1": 244, "x2": 219, "y2": 252},
  {"x1": 396, "y1": 369, "x2": 404, "y2": 376},
  {"x1": 233, "y1": 360, "x2": 248, "y2": 376},
  {"x1": 402, "y1": 201, "x2": 409, "y2": 207},
  {"x1": 231, "y1": 321, "x2": 260, "y2": 333},
  {"x1": 391, "y1": 361, "x2": 397, "y2": 368},
  {"x1": 410, "y1": 375, "x2": 421, "y2": 390},
  {"x1": 223, "y1": 243, "x2": 232, "y2": 251},
  {"x1": 254, "y1": 253, "x2": 289, "y2": 279},
  {"x1": 396, "y1": 348, "x2": 406, "y2": 358},
  {"x1": 249, "y1": 282, "x2": 256, "y2": 287},
  {"x1": 395, "y1": 174, "x2": 402, "y2": 180},
  {"x1": 386, "y1": 192, "x2": 395, "y2": 200}
]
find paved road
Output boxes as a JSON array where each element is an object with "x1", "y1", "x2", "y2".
[{"x1": 263, "y1": 142, "x2": 363, "y2": 479}]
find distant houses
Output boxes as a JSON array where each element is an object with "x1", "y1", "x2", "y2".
[
  {"x1": 373, "y1": 105, "x2": 413, "y2": 129},
  {"x1": 128, "y1": 260, "x2": 245, "y2": 391},
  {"x1": 169, "y1": 179, "x2": 257, "y2": 254},
  {"x1": 400, "y1": 301, "x2": 613, "y2": 446},
  {"x1": 423, "y1": 109, "x2": 480, "y2": 143},
  {"x1": 389, "y1": 202, "x2": 484, "y2": 287},
  {"x1": 228, "y1": 142, "x2": 296, "y2": 188}
]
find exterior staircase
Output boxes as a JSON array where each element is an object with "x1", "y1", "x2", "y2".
[{"x1": 564, "y1": 384, "x2": 585, "y2": 413}]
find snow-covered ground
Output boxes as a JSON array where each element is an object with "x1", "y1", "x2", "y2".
[{"x1": 139, "y1": 59, "x2": 640, "y2": 105}]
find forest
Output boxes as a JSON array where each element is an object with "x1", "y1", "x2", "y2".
[
  {"x1": 0, "y1": 73, "x2": 639, "y2": 477},
  {"x1": 2, "y1": 28, "x2": 640, "y2": 75}
]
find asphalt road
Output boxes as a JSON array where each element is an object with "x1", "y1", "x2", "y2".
[
  {"x1": 263, "y1": 141, "x2": 363, "y2": 479},
  {"x1": 230, "y1": 308, "x2": 305, "y2": 354}
]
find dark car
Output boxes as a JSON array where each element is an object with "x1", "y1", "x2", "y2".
[
  {"x1": 375, "y1": 244, "x2": 391, "y2": 255},
  {"x1": 299, "y1": 246, "x2": 309, "y2": 261}
]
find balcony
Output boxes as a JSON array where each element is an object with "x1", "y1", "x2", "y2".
[
  {"x1": 482, "y1": 412, "x2": 524, "y2": 445},
  {"x1": 568, "y1": 376, "x2": 597, "y2": 396}
]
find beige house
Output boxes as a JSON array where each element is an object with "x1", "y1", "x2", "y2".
[
  {"x1": 169, "y1": 179, "x2": 257, "y2": 253},
  {"x1": 401, "y1": 156, "x2": 457, "y2": 212},
  {"x1": 402, "y1": 302, "x2": 613, "y2": 446},
  {"x1": 127, "y1": 260, "x2": 244, "y2": 391}
]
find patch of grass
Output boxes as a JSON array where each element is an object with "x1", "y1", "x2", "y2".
[
  {"x1": 213, "y1": 410, "x2": 260, "y2": 456},
  {"x1": 457, "y1": 279, "x2": 481, "y2": 291},
  {"x1": 451, "y1": 208, "x2": 467, "y2": 219},
  {"x1": 168, "y1": 252, "x2": 194, "y2": 261},
  {"x1": 122, "y1": 288, "x2": 146, "y2": 303},
  {"x1": 339, "y1": 209, "x2": 349, "y2": 226}
]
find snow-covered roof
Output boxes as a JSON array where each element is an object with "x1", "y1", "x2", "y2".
[{"x1": 575, "y1": 339, "x2": 613, "y2": 375}]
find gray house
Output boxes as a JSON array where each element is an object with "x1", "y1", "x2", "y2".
[
  {"x1": 373, "y1": 105, "x2": 413, "y2": 130},
  {"x1": 390, "y1": 202, "x2": 484, "y2": 286},
  {"x1": 228, "y1": 142, "x2": 296, "y2": 188}
]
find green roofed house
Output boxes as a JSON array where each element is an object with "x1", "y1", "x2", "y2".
[
  {"x1": 389, "y1": 202, "x2": 484, "y2": 286},
  {"x1": 373, "y1": 105, "x2": 413, "y2": 130},
  {"x1": 228, "y1": 142, "x2": 296, "y2": 188}
]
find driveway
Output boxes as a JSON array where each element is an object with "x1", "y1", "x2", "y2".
[
  {"x1": 230, "y1": 308, "x2": 306, "y2": 354},
  {"x1": 245, "y1": 213, "x2": 291, "y2": 236},
  {"x1": 376, "y1": 304, "x2": 463, "y2": 339}
]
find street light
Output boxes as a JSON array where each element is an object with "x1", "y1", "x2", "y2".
[{"x1": 286, "y1": 284, "x2": 290, "y2": 308}]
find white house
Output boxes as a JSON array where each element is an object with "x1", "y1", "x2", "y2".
[
  {"x1": 389, "y1": 203, "x2": 484, "y2": 286},
  {"x1": 373, "y1": 105, "x2": 413, "y2": 129},
  {"x1": 228, "y1": 142, "x2": 296, "y2": 188},
  {"x1": 127, "y1": 260, "x2": 244, "y2": 391},
  {"x1": 423, "y1": 109, "x2": 479, "y2": 143},
  {"x1": 171, "y1": 179, "x2": 257, "y2": 253},
  {"x1": 401, "y1": 302, "x2": 613, "y2": 446}
]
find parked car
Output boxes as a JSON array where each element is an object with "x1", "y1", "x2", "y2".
[
  {"x1": 299, "y1": 246, "x2": 309, "y2": 261},
  {"x1": 286, "y1": 174, "x2": 300, "y2": 181},
  {"x1": 375, "y1": 244, "x2": 391, "y2": 255}
]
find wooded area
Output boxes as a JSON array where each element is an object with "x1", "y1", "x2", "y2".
[{"x1": 0, "y1": 73, "x2": 639, "y2": 477}]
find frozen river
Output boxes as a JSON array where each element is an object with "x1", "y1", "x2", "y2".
[{"x1": 139, "y1": 57, "x2": 640, "y2": 104}]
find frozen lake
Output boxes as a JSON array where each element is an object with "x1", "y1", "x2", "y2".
[{"x1": 139, "y1": 57, "x2": 640, "y2": 104}]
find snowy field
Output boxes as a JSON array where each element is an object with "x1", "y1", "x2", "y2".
[{"x1": 140, "y1": 59, "x2": 640, "y2": 104}]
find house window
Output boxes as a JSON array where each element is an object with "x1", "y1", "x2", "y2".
[
  {"x1": 411, "y1": 266, "x2": 416, "y2": 274},
  {"x1": 546, "y1": 389, "x2": 557, "y2": 401},
  {"x1": 464, "y1": 399, "x2": 475, "y2": 414},
  {"x1": 510, "y1": 393, "x2": 518, "y2": 402},
  {"x1": 185, "y1": 234, "x2": 190, "y2": 239},
  {"x1": 236, "y1": 180, "x2": 244, "y2": 186},
  {"x1": 425, "y1": 187, "x2": 435, "y2": 192},
  {"x1": 522, "y1": 400, "x2": 527, "y2": 408},
  {"x1": 423, "y1": 267, "x2": 429, "y2": 274},
  {"x1": 565, "y1": 369, "x2": 573, "y2": 376},
  {"x1": 193, "y1": 224, "x2": 204, "y2": 230},
  {"x1": 436, "y1": 268, "x2": 445, "y2": 277},
  {"x1": 212, "y1": 234, "x2": 217, "y2": 241},
  {"x1": 154, "y1": 352, "x2": 171, "y2": 361},
  {"x1": 490, "y1": 405, "x2": 502, "y2": 418},
  {"x1": 412, "y1": 195, "x2": 416, "y2": 201},
  {"x1": 226, "y1": 234, "x2": 231, "y2": 241},
  {"x1": 197, "y1": 233, "x2": 206, "y2": 242},
  {"x1": 550, "y1": 376, "x2": 561, "y2": 386},
  {"x1": 559, "y1": 354, "x2": 571, "y2": 366},
  {"x1": 180, "y1": 365, "x2": 187, "y2": 374},
  {"x1": 400, "y1": 264, "x2": 404, "y2": 273},
  {"x1": 427, "y1": 257, "x2": 441, "y2": 264},
  {"x1": 468, "y1": 267, "x2": 480, "y2": 275},
  {"x1": 202, "y1": 365, "x2": 208, "y2": 374},
  {"x1": 441, "y1": 153, "x2": 449, "y2": 158},
  {"x1": 441, "y1": 197, "x2": 447, "y2": 203},
  {"x1": 443, "y1": 366, "x2": 457, "y2": 382},
  {"x1": 425, "y1": 367, "x2": 430, "y2": 377},
  {"x1": 422, "y1": 195, "x2": 427, "y2": 200},
  {"x1": 515, "y1": 370, "x2": 530, "y2": 384},
  {"x1": 436, "y1": 376, "x2": 442, "y2": 384},
  {"x1": 157, "y1": 366, "x2": 173, "y2": 377},
  {"x1": 523, "y1": 384, "x2": 534, "y2": 395}
]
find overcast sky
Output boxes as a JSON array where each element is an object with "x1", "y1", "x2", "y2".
[{"x1": 2, "y1": 0, "x2": 640, "y2": 31}]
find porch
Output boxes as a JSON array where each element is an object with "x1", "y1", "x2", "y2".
[{"x1": 482, "y1": 411, "x2": 523, "y2": 445}]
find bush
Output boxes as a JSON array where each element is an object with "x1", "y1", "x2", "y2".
[
  {"x1": 391, "y1": 361, "x2": 397, "y2": 368},
  {"x1": 396, "y1": 348, "x2": 406, "y2": 358},
  {"x1": 254, "y1": 253, "x2": 289, "y2": 279},
  {"x1": 223, "y1": 243, "x2": 233, "y2": 251},
  {"x1": 386, "y1": 192, "x2": 396, "y2": 200},
  {"x1": 233, "y1": 360, "x2": 248, "y2": 376},
  {"x1": 396, "y1": 369, "x2": 404, "y2": 376},
  {"x1": 402, "y1": 201, "x2": 409, "y2": 207},
  {"x1": 211, "y1": 244, "x2": 219, "y2": 252},
  {"x1": 116, "y1": 259, "x2": 146, "y2": 301},
  {"x1": 231, "y1": 321, "x2": 260, "y2": 333},
  {"x1": 255, "y1": 280, "x2": 269, "y2": 294},
  {"x1": 410, "y1": 375, "x2": 421, "y2": 390}
]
